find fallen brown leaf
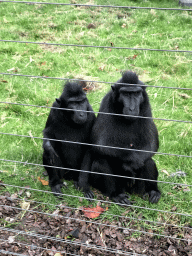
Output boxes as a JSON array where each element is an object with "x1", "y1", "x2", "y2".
[
  {"x1": 0, "y1": 79, "x2": 8, "y2": 83},
  {"x1": 38, "y1": 176, "x2": 49, "y2": 185},
  {"x1": 82, "y1": 205, "x2": 105, "y2": 218}
]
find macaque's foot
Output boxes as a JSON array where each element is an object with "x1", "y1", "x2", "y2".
[
  {"x1": 112, "y1": 193, "x2": 131, "y2": 205},
  {"x1": 74, "y1": 181, "x2": 94, "y2": 200},
  {"x1": 143, "y1": 190, "x2": 161, "y2": 203},
  {"x1": 51, "y1": 183, "x2": 65, "y2": 198},
  {"x1": 84, "y1": 189, "x2": 95, "y2": 200}
]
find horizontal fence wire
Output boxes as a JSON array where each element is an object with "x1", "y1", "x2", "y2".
[
  {"x1": 0, "y1": 156, "x2": 192, "y2": 186},
  {"x1": 1, "y1": 195, "x2": 192, "y2": 231},
  {"x1": 0, "y1": 204, "x2": 191, "y2": 243},
  {"x1": 0, "y1": 250, "x2": 27, "y2": 256},
  {"x1": 0, "y1": 227, "x2": 142, "y2": 256},
  {"x1": 1, "y1": 132, "x2": 192, "y2": 160},
  {"x1": 1, "y1": 73, "x2": 192, "y2": 91},
  {"x1": 1, "y1": 39, "x2": 192, "y2": 53},
  {"x1": 1, "y1": 101, "x2": 192, "y2": 124},
  {"x1": 0, "y1": 239, "x2": 79, "y2": 256},
  {"x1": 0, "y1": 1, "x2": 192, "y2": 11},
  {"x1": 1, "y1": 183, "x2": 192, "y2": 217}
]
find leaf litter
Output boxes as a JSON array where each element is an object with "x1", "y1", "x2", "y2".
[{"x1": 0, "y1": 193, "x2": 191, "y2": 255}]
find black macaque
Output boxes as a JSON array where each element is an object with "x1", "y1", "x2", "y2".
[
  {"x1": 43, "y1": 81, "x2": 96, "y2": 196},
  {"x1": 78, "y1": 71, "x2": 161, "y2": 205}
]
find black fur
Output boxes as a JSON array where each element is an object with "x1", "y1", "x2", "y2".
[
  {"x1": 78, "y1": 71, "x2": 161, "y2": 204},
  {"x1": 43, "y1": 81, "x2": 96, "y2": 196}
]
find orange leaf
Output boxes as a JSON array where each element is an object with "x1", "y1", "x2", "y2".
[
  {"x1": 82, "y1": 205, "x2": 105, "y2": 218},
  {"x1": 38, "y1": 176, "x2": 49, "y2": 186}
]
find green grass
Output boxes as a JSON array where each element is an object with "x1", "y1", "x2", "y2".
[{"x1": 0, "y1": 0, "x2": 192, "y2": 233}]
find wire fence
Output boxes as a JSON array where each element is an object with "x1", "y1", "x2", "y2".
[
  {"x1": 1, "y1": 0, "x2": 192, "y2": 11},
  {"x1": 0, "y1": 1, "x2": 192, "y2": 256},
  {"x1": 1, "y1": 39, "x2": 192, "y2": 53},
  {"x1": 2, "y1": 193, "x2": 192, "y2": 229},
  {"x1": 1, "y1": 73, "x2": 192, "y2": 90}
]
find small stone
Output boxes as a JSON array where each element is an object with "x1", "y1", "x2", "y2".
[{"x1": 87, "y1": 23, "x2": 96, "y2": 29}]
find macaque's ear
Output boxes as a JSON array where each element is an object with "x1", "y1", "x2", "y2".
[
  {"x1": 56, "y1": 98, "x2": 61, "y2": 105},
  {"x1": 111, "y1": 84, "x2": 115, "y2": 91},
  {"x1": 138, "y1": 80, "x2": 147, "y2": 90}
]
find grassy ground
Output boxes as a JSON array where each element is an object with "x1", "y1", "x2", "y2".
[{"x1": 0, "y1": 0, "x2": 192, "y2": 233}]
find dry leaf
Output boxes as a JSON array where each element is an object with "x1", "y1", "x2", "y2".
[
  {"x1": 7, "y1": 67, "x2": 16, "y2": 71},
  {"x1": 150, "y1": 9, "x2": 157, "y2": 16},
  {"x1": 26, "y1": 191, "x2": 31, "y2": 197},
  {"x1": 183, "y1": 187, "x2": 190, "y2": 192},
  {"x1": 38, "y1": 176, "x2": 49, "y2": 185},
  {"x1": 68, "y1": 228, "x2": 80, "y2": 238},
  {"x1": 53, "y1": 209, "x2": 60, "y2": 215},
  {"x1": 0, "y1": 170, "x2": 8, "y2": 173},
  {"x1": 11, "y1": 193, "x2": 18, "y2": 199},
  {"x1": 19, "y1": 201, "x2": 30, "y2": 219},
  {"x1": 0, "y1": 79, "x2": 8, "y2": 83},
  {"x1": 82, "y1": 205, "x2": 105, "y2": 218},
  {"x1": 161, "y1": 169, "x2": 170, "y2": 176},
  {"x1": 20, "y1": 201, "x2": 30, "y2": 211},
  {"x1": 171, "y1": 206, "x2": 177, "y2": 211},
  {"x1": 98, "y1": 65, "x2": 105, "y2": 71},
  {"x1": 8, "y1": 236, "x2": 15, "y2": 243},
  {"x1": 184, "y1": 234, "x2": 192, "y2": 245},
  {"x1": 179, "y1": 93, "x2": 190, "y2": 99}
]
